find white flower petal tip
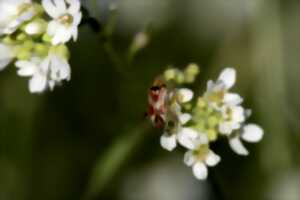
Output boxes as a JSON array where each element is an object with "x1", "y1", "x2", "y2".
[
  {"x1": 29, "y1": 74, "x2": 47, "y2": 93},
  {"x1": 241, "y1": 124, "x2": 264, "y2": 143},
  {"x1": 192, "y1": 162, "x2": 208, "y2": 180},
  {"x1": 224, "y1": 93, "x2": 243, "y2": 105},
  {"x1": 218, "y1": 68, "x2": 236, "y2": 89},
  {"x1": 205, "y1": 151, "x2": 221, "y2": 167},
  {"x1": 229, "y1": 137, "x2": 249, "y2": 156},
  {"x1": 179, "y1": 113, "x2": 192, "y2": 125},
  {"x1": 160, "y1": 134, "x2": 177, "y2": 151},
  {"x1": 177, "y1": 88, "x2": 194, "y2": 103},
  {"x1": 184, "y1": 151, "x2": 196, "y2": 166},
  {"x1": 177, "y1": 128, "x2": 199, "y2": 149}
]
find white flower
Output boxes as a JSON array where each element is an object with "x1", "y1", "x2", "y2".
[
  {"x1": 217, "y1": 67, "x2": 236, "y2": 89},
  {"x1": 42, "y1": 0, "x2": 82, "y2": 45},
  {"x1": 183, "y1": 134, "x2": 221, "y2": 180},
  {"x1": 218, "y1": 105, "x2": 245, "y2": 135},
  {"x1": 206, "y1": 68, "x2": 236, "y2": 93},
  {"x1": 160, "y1": 133, "x2": 177, "y2": 151},
  {"x1": 177, "y1": 128, "x2": 207, "y2": 150},
  {"x1": 205, "y1": 68, "x2": 242, "y2": 106},
  {"x1": 160, "y1": 113, "x2": 192, "y2": 151},
  {"x1": 0, "y1": 0, "x2": 36, "y2": 35},
  {"x1": 0, "y1": 43, "x2": 15, "y2": 70},
  {"x1": 160, "y1": 88, "x2": 194, "y2": 151},
  {"x1": 229, "y1": 124, "x2": 264, "y2": 156},
  {"x1": 15, "y1": 53, "x2": 71, "y2": 93},
  {"x1": 16, "y1": 57, "x2": 48, "y2": 93}
]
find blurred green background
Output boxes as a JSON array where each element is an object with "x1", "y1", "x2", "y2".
[{"x1": 0, "y1": 0, "x2": 300, "y2": 199}]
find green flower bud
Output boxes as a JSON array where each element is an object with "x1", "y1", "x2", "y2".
[
  {"x1": 16, "y1": 49, "x2": 31, "y2": 60},
  {"x1": 207, "y1": 129, "x2": 217, "y2": 141},
  {"x1": 42, "y1": 34, "x2": 52, "y2": 43},
  {"x1": 197, "y1": 97, "x2": 206, "y2": 108},
  {"x1": 16, "y1": 33, "x2": 27, "y2": 41},
  {"x1": 23, "y1": 40, "x2": 34, "y2": 50},
  {"x1": 164, "y1": 68, "x2": 177, "y2": 81},
  {"x1": 130, "y1": 32, "x2": 149, "y2": 53},
  {"x1": 2, "y1": 37, "x2": 14, "y2": 44},
  {"x1": 175, "y1": 72, "x2": 185, "y2": 84},
  {"x1": 184, "y1": 63, "x2": 200, "y2": 83},
  {"x1": 34, "y1": 43, "x2": 49, "y2": 57},
  {"x1": 207, "y1": 116, "x2": 219, "y2": 128},
  {"x1": 32, "y1": 3, "x2": 44, "y2": 16}
]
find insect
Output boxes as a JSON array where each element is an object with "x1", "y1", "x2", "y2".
[{"x1": 147, "y1": 79, "x2": 168, "y2": 128}]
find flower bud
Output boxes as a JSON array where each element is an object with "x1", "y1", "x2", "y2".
[{"x1": 24, "y1": 19, "x2": 47, "y2": 35}]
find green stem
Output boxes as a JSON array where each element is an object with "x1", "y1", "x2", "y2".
[
  {"x1": 81, "y1": 122, "x2": 151, "y2": 200},
  {"x1": 103, "y1": 41, "x2": 125, "y2": 74}
]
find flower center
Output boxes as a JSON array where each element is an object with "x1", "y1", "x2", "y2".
[
  {"x1": 58, "y1": 14, "x2": 73, "y2": 26},
  {"x1": 195, "y1": 145, "x2": 209, "y2": 161},
  {"x1": 208, "y1": 90, "x2": 225, "y2": 103}
]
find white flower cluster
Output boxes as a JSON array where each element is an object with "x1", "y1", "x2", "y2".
[
  {"x1": 0, "y1": 0, "x2": 82, "y2": 93},
  {"x1": 148, "y1": 65, "x2": 264, "y2": 180}
]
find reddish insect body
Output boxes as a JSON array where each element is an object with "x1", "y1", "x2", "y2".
[{"x1": 147, "y1": 81, "x2": 168, "y2": 128}]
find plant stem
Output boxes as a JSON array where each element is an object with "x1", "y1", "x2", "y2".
[{"x1": 81, "y1": 122, "x2": 151, "y2": 200}]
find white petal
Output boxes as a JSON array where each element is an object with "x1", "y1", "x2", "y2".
[
  {"x1": 177, "y1": 128, "x2": 198, "y2": 149},
  {"x1": 54, "y1": 0, "x2": 66, "y2": 12},
  {"x1": 198, "y1": 132, "x2": 209, "y2": 145},
  {"x1": 229, "y1": 137, "x2": 249, "y2": 156},
  {"x1": 49, "y1": 55, "x2": 70, "y2": 80},
  {"x1": 241, "y1": 124, "x2": 264, "y2": 143},
  {"x1": 25, "y1": 21, "x2": 45, "y2": 35},
  {"x1": 192, "y1": 162, "x2": 208, "y2": 180},
  {"x1": 15, "y1": 61, "x2": 36, "y2": 76},
  {"x1": 72, "y1": 11, "x2": 82, "y2": 25},
  {"x1": 51, "y1": 25, "x2": 72, "y2": 45},
  {"x1": 232, "y1": 106, "x2": 245, "y2": 123},
  {"x1": 71, "y1": 26, "x2": 78, "y2": 41},
  {"x1": 67, "y1": 0, "x2": 81, "y2": 14},
  {"x1": 206, "y1": 80, "x2": 215, "y2": 91},
  {"x1": 29, "y1": 74, "x2": 47, "y2": 93},
  {"x1": 205, "y1": 150, "x2": 221, "y2": 167},
  {"x1": 42, "y1": 0, "x2": 61, "y2": 18},
  {"x1": 219, "y1": 122, "x2": 233, "y2": 135},
  {"x1": 177, "y1": 88, "x2": 194, "y2": 103},
  {"x1": 0, "y1": 58, "x2": 12, "y2": 70},
  {"x1": 179, "y1": 113, "x2": 192, "y2": 125},
  {"x1": 183, "y1": 150, "x2": 197, "y2": 166},
  {"x1": 47, "y1": 20, "x2": 60, "y2": 36},
  {"x1": 160, "y1": 133, "x2": 177, "y2": 151},
  {"x1": 224, "y1": 93, "x2": 243, "y2": 105},
  {"x1": 218, "y1": 68, "x2": 236, "y2": 89}
]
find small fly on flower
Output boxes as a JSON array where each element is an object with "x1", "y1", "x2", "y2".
[{"x1": 146, "y1": 79, "x2": 168, "y2": 128}]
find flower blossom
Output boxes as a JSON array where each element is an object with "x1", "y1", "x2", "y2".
[
  {"x1": 229, "y1": 124, "x2": 264, "y2": 156},
  {"x1": 148, "y1": 64, "x2": 264, "y2": 180},
  {"x1": 15, "y1": 52, "x2": 70, "y2": 93},
  {"x1": 0, "y1": 0, "x2": 36, "y2": 35},
  {"x1": 183, "y1": 133, "x2": 221, "y2": 180},
  {"x1": 42, "y1": 0, "x2": 82, "y2": 45},
  {"x1": 160, "y1": 88, "x2": 194, "y2": 151}
]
